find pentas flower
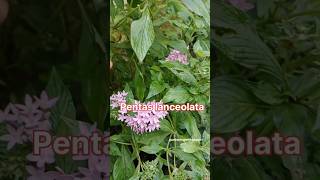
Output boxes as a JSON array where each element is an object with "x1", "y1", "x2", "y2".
[
  {"x1": 78, "y1": 167, "x2": 102, "y2": 180},
  {"x1": 88, "y1": 154, "x2": 109, "y2": 177},
  {"x1": 227, "y1": 0, "x2": 254, "y2": 11},
  {"x1": 26, "y1": 166, "x2": 74, "y2": 180},
  {"x1": 110, "y1": 91, "x2": 127, "y2": 108},
  {"x1": 27, "y1": 147, "x2": 55, "y2": 168},
  {"x1": 0, "y1": 92, "x2": 57, "y2": 150},
  {"x1": 110, "y1": 91, "x2": 168, "y2": 134},
  {"x1": 0, "y1": 103, "x2": 19, "y2": 123},
  {"x1": 0, "y1": 125, "x2": 25, "y2": 150},
  {"x1": 72, "y1": 121, "x2": 110, "y2": 178},
  {"x1": 34, "y1": 91, "x2": 59, "y2": 110},
  {"x1": 166, "y1": 49, "x2": 188, "y2": 64}
]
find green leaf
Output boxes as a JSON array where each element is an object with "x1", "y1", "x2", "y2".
[
  {"x1": 124, "y1": 83, "x2": 135, "y2": 100},
  {"x1": 250, "y1": 82, "x2": 284, "y2": 105},
  {"x1": 271, "y1": 104, "x2": 307, "y2": 176},
  {"x1": 160, "y1": 119, "x2": 174, "y2": 133},
  {"x1": 212, "y1": 0, "x2": 250, "y2": 30},
  {"x1": 161, "y1": 61, "x2": 197, "y2": 85},
  {"x1": 212, "y1": 77, "x2": 262, "y2": 133},
  {"x1": 78, "y1": 5, "x2": 107, "y2": 128},
  {"x1": 146, "y1": 80, "x2": 167, "y2": 99},
  {"x1": 180, "y1": 141, "x2": 200, "y2": 153},
  {"x1": 113, "y1": 146, "x2": 135, "y2": 180},
  {"x1": 130, "y1": 9, "x2": 155, "y2": 63},
  {"x1": 181, "y1": 0, "x2": 209, "y2": 25},
  {"x1": 46, "y1": 68, "x2": 76, "y2": 130},
  {"x1": 289, "y1": 68, "x2": 320, "y2": 99},
  {"x1": 134, "y1": 66, "x2": 145, "y2": 101},
  {"x1": 162, "y1": 86, "x2": 191, "y2": 104},
  {"x1": 109, "y1": 142, "x2": 122, "y2": 156},
  {"x1": 257, "y1": 0, "x2": 275, "y2": 18},
  {"x1": 181, "y1": 112, "x2": 201, "y2": 139},
  {"x1": 45, "y1": 68, "x2": 79, "y2": 173},
  {"x1": 214, "y1": 30, "x2": 285, "y2": 84},
  {"x1": 136, "y1": 130, "x2": 170, "y2": 145},
  {"x1": 140, "y1": 143, "x2": 163, "y2": 154},
  {"x1": 193, "y1": 40, "x2": 210, "y2": 57},
  {"x1": 167, "y1": 39, "x2": 188, "y2": 54}
]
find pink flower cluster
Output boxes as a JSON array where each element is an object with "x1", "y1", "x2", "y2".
[
  {"x1": 0, "y1": 91, "x2": 57, "y2": 150},
  {"x1": 0, "y1": 91, "x2": 110, "y2": 180},
  {"x1": 26, "y1": 121, "x2": 110, "y2": 180},
  {"x1": 166, "y1": 49, "x2": 188, "y2": 64},
  {"x1": 110, "y1": 91, "x2": 168, "y2": 134},
  {"x1": 72, "y1": 121, "x2": 110, "y2": 180},
  {"x1": 227, "y1": 0, "x2": 254, "y2": 11}
]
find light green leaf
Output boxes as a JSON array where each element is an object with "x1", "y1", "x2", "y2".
[
  {"x1": 140, "y1": 143, "x2": 163, "y2": 154},
  {"x1": 162, "y1": 86, "x2": 191, "y2": 104},
  {"x1": 161, "y1": 61, "x2": 197, "y2": 85},
  {"x1": 146, "y1": 80, "x2": 167, "y2": 99},
  {"x1": 130, "y1": 9, "x2": 155, "y2": 62},
  {"x1": 181, "y1": 112, "x2": 201, "y2": 139},
  {"x1": 193, "y1": 40, "x2": 210, "y2": 57},
  {"x1": 180, "y1": 141, "x2": 200, "y2": 153},
  {"x1": 113, "y1": 146, "x2": 135, "y2": 180},
  {"x1": 160, "y1": 119, "x2": 174, "y2": 133},
  {"x1": 181, "y1": 0, "x2": 209, "y2": 25},
  {"x1": 134, "y1": 66, "x2": 145, "y2": 101}
]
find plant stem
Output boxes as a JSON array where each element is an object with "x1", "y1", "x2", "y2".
[
  {"x1": 131, "y1": 133, "x2": 142, "y2": 172},
  {"x1": 166, "y1": 134, "x2": 173, "y2": 179},
  {"x1": 113, "y1": 141, "x2": 132, "y2": 145}
]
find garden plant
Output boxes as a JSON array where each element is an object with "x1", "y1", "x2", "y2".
[{"x1": 110, "y1": 0, "x2": 210, "y2": 179}]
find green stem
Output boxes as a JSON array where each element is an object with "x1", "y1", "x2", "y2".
[
  {"x1": 131, "y1": 133, "x2": 142, "y2": 172},
  {"x1": 113, "y1": 141, "x2": 132, "y2": 146},
  {"x1": 166, "y1": 134, "x2": 173, "y2": 179}
]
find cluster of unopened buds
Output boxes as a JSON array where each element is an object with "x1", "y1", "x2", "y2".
[
  {"x1": 140, "y1": 160, "x2": 159, "y2": 180},
  {"x1": 0, "y1": 91, "x2": 109, "y2": 180},
  {"x1": 110, "y1": 91, "x2": 168, "y2": 134}
]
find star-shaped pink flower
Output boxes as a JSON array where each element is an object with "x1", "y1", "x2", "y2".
[
  {"x1": 34, "y1": 91, "x2": 59, "y2": 110},
  {"x1": 0, "y1": 125, "x2": 24, "y2": 150},
  {"x1": 27, "y1": 147, "x2": 55, "y2": 167},
  {"x1": 0, "y1": 103, "x2": 19, "y2": 123}
]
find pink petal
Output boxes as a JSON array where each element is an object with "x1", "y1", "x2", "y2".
[{"x1": 25, "y1": 94, "x2": 33, "y2": 107}]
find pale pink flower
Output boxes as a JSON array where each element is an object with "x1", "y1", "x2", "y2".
[
  {"x1": 78, "y1": 167, "x2": 102, "y2": 180},
  {"x1": 27, "y1": 147, "x2": 55, "y2": 167},
  {"x1": 34, "y1": 91, "x2": 59, "y2": 110},
  {"x1": 0, "y1": 103, "x2": 19, "y2": 123},
  {"x1": 166, "y1": 49, "x2": 188, "y2": 64},
  {"x1": 110, "y1": 92, "x2": 168, "y2": 134},
  {"x1": 72, "y1": 121, "x2": 98, "y2": 161},
  {"x1": 0, "y1": 125, "x2": 24, "y2": 149},
  {"x1": 88, "y1": 154, "x2": 109, "y2": 176},
  {"x1": 15, "y1": 94, "x2": 41, "y2": 116},
  {"x1": 110, "y1": 91, "x2": 128, "y2": 108},
  {"x1": 228, "y1": 0, "x2": 254, "y2": 11},
  {"x1": 20, "y1": 112, "x2": 42, "y2": 128},
  {"x1": 26, "y1": 166, "x2": 74, "y2": 180}
]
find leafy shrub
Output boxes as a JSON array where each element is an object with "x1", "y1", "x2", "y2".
[
  {"x1": 110, "y1": 0, "x2": 210, "y2": 179},
  {"x1": 213, "y1": 0, "x2": 320, "y2": 179}
]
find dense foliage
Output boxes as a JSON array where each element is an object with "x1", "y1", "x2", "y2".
[
  {"x1": 110, "y1": 0, "x2": 210, "y2": 179},
  {"x1": 213, "y1": 0, "x2": 320, "y2": 179}
]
